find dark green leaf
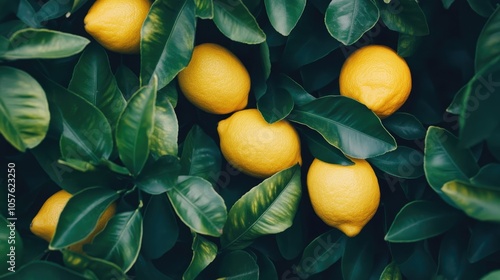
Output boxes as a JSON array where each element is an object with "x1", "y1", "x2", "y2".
[
  {"x1": 183, "y1": 234, "x2": 218, "y2": 280},
  {"x1": 141, "y1": 0, "x2": 196, "y2": 89},
  {"x1": 442, "y1": 180, "x2": 500, "y2": 222},
  {"x1": 385, "y1": 200, "x2": 462, "y2": 243},
  {"x1": 380, "y1": 262, "x2": 402, "y2": 280},
  {"x1": 438, "y1": 227, "x2": 476, "y2": 280},
  {"x1": 221, "y1": 165, "x2": 302, "y2": 250},
  {"x1": 71, "y1": 0, "x2": 89, "y2": 13},
  {"x1": 376, "y1": 0, "x2": 429, "y2": 36},
  {"x1": 442, "y1": 0, "x2": 455, "y2": 9},
  {"x1": 2, "y1": 28, "x2": 89, "y2": 60},
  {"x1": 255, "y1": 251, "x2": 278, "y2": 280},
  {"x1": 180, "y1": 125, "x2": 221, "y2": 185},
  {"x1": 195, "y1": 0, "x2": 213, "y2": 19},
  {"x1": 62, "y1": 250, "x2": 127, "y2": 280},
  {"x1": 86, "y1": 209, "x2": 143, "y2": 273},
  {"x1": 68, "y1": 44, "x2": 126, "y2": 128},
  {"x1": 167, "y1": 176, "x2": 227, "y2": 237},
  {"x1": 342, "y1": 228, "x2": 375, "y2": 280},
  {"x1": 446, "y1": 84, "x2": 468, "y2": 115},
  {"x1": 249, "y1": 42, "x2": 271, "y2": 100},
  {"x1": 299, "y1": 52, "x2": 343, "y2": 92},
  {"x1": 115, "y1": 63, "x2": 140, "y2": 101},
  {"x1": 116, "y1": 77, "x2": 157, "y2": 176},
  {"x1": 35, "y1": 0, "x2": 72, "y2": 23},
  {"x1": 142, "y1": 195, "x2": 179, "y2": 260},
  {"x1": 16, "y1": 0, "x2": 40, "y2": 27},
  {"x1": 151, "y1": 96, "x2": 178, "y2": 158},
  {"x1": 298, "y1": 127, "x2": 354, "y2": 165},
  {"x1": 295, "y1": 229, "x2": 347, "y2": 277},
  {"x1": 466, "y1": 0, "x2": 496, "y2": 17},
  {"x1": 424, "y1": 126, "x2": 480, "y2": 207},
  {"x1": 157, "y1": 80, "x2": 179, "y2": 108},
  {"x1": 0, "y1": 66, "x2": 49, "y2": 152},
  {"x1": 325, "y1": 0, "x2": 380, "y2": 45},
  {"x1": 471, "y1": 163, "x2": 500, "y2": 189},
  {"x1": 487, "y1": 125, "x2": 500, "y2": 161},
  {"x1": 216, "y1": 250, "x2": 259, "y2": 279},
  {"x1": 368, "y1": 146, "x2": 424, "y2": 179},
  {"x1": 475, "y1": 7, "x2": 500, "y2": 72},
  {"x1": 57, "y1": 158, "x2": 96, "y2": 173},
  {"x1": 50, "y1": 187, "x2": 119, "y2": 249},
  {"x1": 0, "y1": 261, "x2": 87, "y2": 279},
  {"x1": 98, "y1": 159, "x2": 130, "y2": 175},
  {"x1": 264, "y1": 0, "x2": 306, "y2": 36},
  {"x1": 135, "y1": 255, "x2": 174, "y2": 280},
  {"x1": 391, "y1": 241, "x2": 437, "y2": 280},
  {"x1": 382, "y1": 112, "x2": 426, "y2": 140},
  {"x1": 288, "y1": 96, "x2": 396, "y2": 158},
  {"x1": 212, "y1": 0, "x2": 266, "y2": 44},
  {"x1": 275, "y1": 74, "x2": 315, "y2": 106},
  {"x1": 276, "y1": 206, "x2": 307, "y2": 260},
  {"x1": 467, "y1": 222, "x2": 500, "y2": 263},
  {"x1": 257, "y1": 83, "x2": 294, "y2": 124},
  {"x1": 397, "y1": 33, "x2": 420, "y2": 58},
  {"x1": 136, "y1": 156, "x2": 181, "y2": 194}
]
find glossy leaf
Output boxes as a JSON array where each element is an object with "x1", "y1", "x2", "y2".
[
  {"x1": 467, "y1": 222, "x2": 500, "y2": 263},
  {"x1": 471, "y1": 163, "x2": 500, "y2": 189},
  {"x1": 50, "y1": 187, "x2": 119, "y2": 249},
  {"x1": 385, "y1": 200, "x2": 462, "y2": 243},
  {"x1": 221, "y1": 165, "x2": 302, "y2": 250},
  {"x1": 115, "y1": 63, "x2": 140, "y2": 100},
  {"x1": 141, "y1": 0, "x2": 196, "y2": 89},
  {"x1": 442, "y1": 0, "x2": 456, "y2": 9},
  {"x1": 368, "y1": 146, "x2": 424, "y2": 179},
  {"x1": 249, "y1": 42, "x2": 271, "y2": 100},
  {"x1": 276, "y1": 206, "x2": 307, "y2": 260},
  {"x1": 295, "y1": 229, "x2": 347, "y2": 277},
  {"x1": 275, "y1": 74, "x2": 315, "y2": 106},
  {"x1": 424, "y1": 126, "x2": 479, "y2": 207},
  {"x1": 391, "y1": 241, "x2": 437, "y2": 280},
  {"x1": 288, "y1": 96, "x2": 396, "y2": 159},
  {"x1": 255, "y1": 251, "x2": 278, "y2": 280},
  {"x1": 68, "y1": 43, "x2": 126, "y2": 128},
  {"x1": 212, "y1": 0, "x2": 266, "y2": 44},
  {"x1": 382, "y1": 112, "x2": 426, "y2": 140},
  {"x1": 466, "y1": 0, "x2": 496, "y2": 17},
  {"x1": 86, "y1": 209, "x2": 143, "y2": 273},
  {"x1": 151, "y1": 95, "x2": 178, "y2": 158},
  {"x1": 2, "y1": 28, "x2": 89, "y2": 60},
  {"x1": 475, "y1": 6, "x2": 500, "y2": 72},
  {"x1": 342, "y1": 228, "x2": 375, "y2": 280},
  {"x1": 136, "y1": 155, "x2": 181, "y2": 194},
  {"x1": 376, "y1": 0, "x2": 429, "y2": 36},
  {"x1": 397, "y1": 33, "x2": 420, "y2": 58},
  {"x1": 264, "y1": 0, "x2": 306, "y2": 36},
  {"x1": 380, "y1": 262, "x2": 402, "y2": 280},
  {"x1": 0, "y1": 66, "x2": 49, "y2": 152},
  {"x1": 35, "y1": 0, "x2": 72, "y2": 23},
  {"x1": 183, "y1": 234, "x2": 218, "y2": 280},
  {"x1": 167, "y1": 176, "x2": 227, "y2": 237},
  {"x1": 442, "y1": 180, "x2": 500, "y2": 222},
  {"x1": 298, "y1": 127, "x2": 354, "y2": 166},
  {"x1": 116, "y1": 77, "x2": 157, "y2": 176},
  {"x1": 216, "y1": 250, "x2": 259, "y2": 279},
  {"x1": 57, "y1": 158, "x2": 96, "y2": 173},
  {"x1": 325, "y1": 0, "x2": 380, "y2": 45},
  {"x1": 62, "y1": 250, "x2": 127, "y2": 280},
  {"x1": 483, "y1": 270, "x2": 500, "y2": 280},
  {"x1": 257, "y1": 82, "x2": 294, "y2": 124},
  {"x1": 0, "y1": 261, "x2": 87, "y2": 279},
  {"x1": 195, "y1": 0, "x2": 213, "y2": 19},
  {"x1": 438, "y1": 228, "x2": 476, "y2": 280}
]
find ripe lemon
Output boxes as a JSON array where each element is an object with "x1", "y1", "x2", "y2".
[
  {"x1": 307, "y1": 158, "x2": 380, "y2": 237},
  {"x1": 339, "y1": 45, "x2": 412, "y2": 118},
  {"x1": 217, "y1": 109, "x2": 302, "y2": 178},
  {"x1": 178, "y1": 43, "x2": 250, "y2": 115},
  {"x1": 30, "y1": 190, "x2": 116, "y2": 252},
  {"x1": 84, "y1": 0, "x2": 152, "y2": 54}
]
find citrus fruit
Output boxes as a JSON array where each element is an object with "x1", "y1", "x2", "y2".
[
  {"x1": 178, "y1": 43, "x2": 251, "y2": 115},
  {"x1": 84, "y1": 0, "x2": 152, "y2": 54},
  {"x1": 339, "y1": 45, "x2": 412, "y2": 118},
  {"x1": 307, "y1": 158, "x2": 380, "y2": 237},
  {"x1": 30, "y1": 190, "x2": 116, "y2": 252},
  {"x1": 217, "y1": 109, "x2": 302, "y2": 178}
]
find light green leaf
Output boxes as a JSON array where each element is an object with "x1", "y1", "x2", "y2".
[
  {"x1": 376, "y1": 0, "x2": 429, "y2": 36},
  {"x1": 216, "y1": 250, "x2": 259, "y2": 279},
  {"x1": 325, "y1": 0, "x2": 380, "y2": 45},
  {"x1": 482, "y1": 270, "x2": 500, "y2": 280},
  {"x1": 167, "y1": 176, "x2": 227, "y2": 237},
  {"x1": 382, "y1": 112, "x2": 426, "y2": 140},
  {"x1": 150, "y1": 95, "x2": 178, "y2": 158},
  {"x1": 136, "y1": 156, "x2": 181, "y2": 194},
  {"x1": 2, "y1": 28, "x2": 89, "y2": 60},
  {"x1": 221, "y1": 165, "x2": 302, "y2": 250},
  {"x1": 368, "y1": 146, "x2": 424, "y2": 179},
  {"x1": 380, "y1": 262, "x2": 402, "y2": 280},
  {"x1": 0, "y1": 66, "x2": 49, "y2": 152},
  {"x1": 57, "y1": 158, "x2": 96, "y2": 173},
  {"x1": 183, "y1": 234, "x2": 218, "y2": 280},
  {"x1": 195, "y1": 0, "x2": 213, "y2": 19},
  {"x1": 288, "y1": 96, "x2": 396, "y2": 159},
  {"x1": 475, "y1": 6, "x2": 500, "y2": 72},
  {"x1": 264, "y1": 0, "x2": 306, "y2": 36},
  {"x1": 141, "y1": 0, "x2": 196, "y2": 89},
  {"x1": 213, "y1": 0, "x2": 266, "y2": 44}
]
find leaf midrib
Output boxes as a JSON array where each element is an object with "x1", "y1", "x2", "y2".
[{"x1": 388, "y1": 211, "x2": 458, "y2": 240}]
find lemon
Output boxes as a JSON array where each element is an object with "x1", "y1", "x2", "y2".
[
  {"x1": 307, "y1": 158, "x2": 380, "y2": 237},
  {"x1": 84, "y1": 0, "x2": 152, "y2": 54},
  {"x1": 30, "y1": 190, "x2": 116, "y2": 252},
  {"x1": 339, "y1": 45, "x2": 412, "y2": 118},
  {"x1": 178, "y1": 43, "x2": 250, "y2": 115},
  {"x1": 217, "y1": 109, "x2": 302, "y2": 178}
]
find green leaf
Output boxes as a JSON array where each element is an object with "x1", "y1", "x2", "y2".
[
  {"x1": 71, "y1": 0, "x2": 89, "y2": 13},
  {"x1": 86, "y1": 209, "x2": 143, "y2": 273},
  {"x1": 183, "y1": 234, "x2": 218, "y2": 280},
  {"x1": 116, "y1": 77, "x2": 157, "y2": 176},
  {"x1": 482, "y1": 270, "x2": 500, "y2": 280},
  {"x1": 397, "y1": 33, "x2": 420, "y2": 58},
  {"x1": 141, "y1": 0, "x2": 196, "y2": 89},
  {"x1": 142, "y1": 195, "x2": 179, "y2": 260},
  {"x1": 391, "y1": 241, "x2": 437, "y2": 279},
  {"x1": 135, "y1": 255, "x2": 174, "y2": 280},
  {"x1": 195, "y1": 0, "x2": 214, "y2": 19},
  {"x1": 298, "y1": 127, "x2": 354, "y2": 166},
  {"x1": 376, "y1": 0, "x2": 429, "y2": 36},
  {"x1": 62, "y1": 250, "x2": 127, "y2": 280},
  {"x1": 221, "y1": 165, "x2": 302, "y2": 250},
  {"x1": 57, "y1": 158, "x2": 96, "y2": 173},
  {"x1": 275, "y1": 74, "x2": 315, "y2": 106},
  {"x1": 368, "y1": 146, "x2": 424, "y2": 179},
  {"x1": 466, "y1": 0, "x2": 496, "y2": 17},
  {"x1": 288, "y1": 96, "x2": 396, "y2": 159},
  {"x1": 487, "y1": 125, "x2": 500, "y2": 161},
  {"x1": 385, "y1": 200, "x2": 462, "y2": 243},
  {"x1": 325, "y1": 0, "x2": 380, "y2": 45},
  {"x1": 264, "y1": 0, "x2": 306, "y2": 36},
  {"x1": 35, "y1": 0, "x2": 72, "y2": 23},
  {"x1": 341, "y1": 228, "x2": 375, "y2": 280},
  {"x1": 257, "y1": 81, "x2": 294, "y2": 124},
  {"x1": 212, "y1": 0, "x2": 266, "y2": 44},
  {"x1": 475, "y1": 7, "x2": 500, "y2": 72},
  {"x1": 68, "y1": 44, "x2": 126, "y2": 128},
  {"x1": 180, "y1": 125, "x2": 222, "y2": 185},
  {"x1": 50, "y1": 187, "x2": 119, "y2": 249},
  {"x1": 438, "y1": 227, "x2": 477, "y2": 280},
  {"x1": 249, "y1": 42, "x2": 271, "y2": 100},
  {"x1": 382, "y1": 112, "x2": 426, "y2": 140},
  {"x1": 276, "y1": 206, "x2": 307, "y2": 260},
  {"x1": 115, "y1": 63, "x2": 140, "y2": 101},
  {"x1": 0, "y1": 261, "x2": 87, "y2": 279},
  {"x1": 255, "y1": 251, "x2": 278, "y2": 280},
  {"x1": 295, "y1": 229, "x2": 347, "y2": 277},
  {"x1": 299, "y1": 51, "x2": 343, "y2": 92},
  {"x1": 216, "y1": 250, "x2": 259, "y2": 279},
  {"x1": 467, "y1": 222, "x2": 500, "y2": 263},
  {"x1": 380, "y1": 262, "x2": 402, "y2": 280},
  {"x1": 0, "y1": 66, "x2": 49, "y2": 152},
  {"x1": 471, "y1": 163, "x2": 500, "y2": 189},
  {"x1": 442, "y1": 0, "x2": 455, "y2": 9},
  {"x1": 150, "y1": 95, "x2": 178, "y2": 158},
  {"x1": 442, "y1": 180, "x2": 500, "y2": 222},
  {"x1": 136, "y1": 156, "x2": 181, "y2": 194},
  {"x1": 2, "y1": 28, "x2": 89, "y2": 60},
  {"x1": 167, "y1": 176, "x2": 227, "y2": 237},
  {"x1": 424, "y1": 126, "x2": 480, "y2": 207}
]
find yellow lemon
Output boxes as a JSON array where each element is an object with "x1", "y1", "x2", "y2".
[
  {"x1": 30, "y1": 190, "x2": 116, "y2": 252},
  {"x1": 307, "y1": 158, "x2": 380, "y2": 237},
  {"x1": 84, "y1": 0, "x2": 152, "y2": 54},
  {"x1": 217, "y1": 109, "x2": 302, "y2": 178},
  {"x1": 339, "y1": 45, "x2": 412, "y2": 118},
  {"x1": 178, "y1": 43, "x2": 250, "y2": 114}
]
